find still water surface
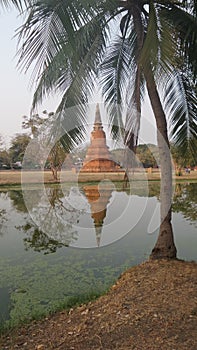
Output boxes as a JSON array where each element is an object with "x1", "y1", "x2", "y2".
[{"x1": 0, "y1": 181, "x2": 196, "y2": 326}]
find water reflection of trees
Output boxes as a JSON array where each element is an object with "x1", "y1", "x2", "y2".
[
  {"x1": 9, "y1": 190, "x2": 28, "y2": 213},
  {"x1": 8, "y1": 188, "x2": 68, "y2": 253},
  {"x1": 173, "y1": 183, "x2": 197, "y2": 224},
  {"x1": 0, "y1": 209, "x2": 7, "y2": 236},
  {"x1": 19, "y1": 224, "x2": 67, "y2": 254},
  {"x1": 0, "y1": 182, "x2": 196, "y2": 252},
  {"x1": 16, "y1": 185, "x2": 85, "y2": 252},
  {"x1": 0, "y1": 192, "x2": 10, "y2": 236},
  {"x1": 112, "y1": 181, "x2": 160, "y2": 198}
]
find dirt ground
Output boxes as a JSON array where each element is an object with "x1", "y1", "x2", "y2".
[{"x1": 1, "y1": 259, "x2": 197, "y2": 350}]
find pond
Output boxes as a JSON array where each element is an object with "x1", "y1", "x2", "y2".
[{"x1": 0, "y1": 181, "x2": 196, "y2": 328}]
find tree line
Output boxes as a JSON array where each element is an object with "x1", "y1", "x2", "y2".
[{"x1": 1, "y1": 123, "x2": 196, "y2": 174}]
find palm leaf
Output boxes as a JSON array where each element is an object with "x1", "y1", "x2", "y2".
[
  {"x1": 140, "y1": 0, "x2": 160, "y2": 73},
  {"x1": 0, "y1": 0, "x2": 29, "y2": 11},
  {"x1": 160, "y1": 3, "x2": 197, "y2": 78},
  {"x1": 32, "y1": 14, "x2": 108, "y2": 150},
  {"x1": 100, "y1": 19, "x2": 136, "y2": 140},
  {"x1": 164, "y1": 70, "x2": 197, "y2": 158}
]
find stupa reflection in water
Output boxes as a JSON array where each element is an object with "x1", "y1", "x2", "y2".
[{"x1": 83, "y1": 182, "x2": 114, "y2": 246}]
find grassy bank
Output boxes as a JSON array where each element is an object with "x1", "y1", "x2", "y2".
[
  {"x1": 0, "y1": 169, "x2": 197, "y2": 186},
  {"x1": 0, "y1": 291, "x2": 104, "y2": 336},
  {"x1": 1, "y1": 259, "x2": 197, "y2": 350}
]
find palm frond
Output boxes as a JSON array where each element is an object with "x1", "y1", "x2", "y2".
[
  {"x1": 31, "y1": 49, "x2": 71, "y2": 110},
  {"x1": 17, "y1": 6, "x2": 67, "y2": 81},
  {"x1": 0, "y1": 0, "x2": 29, "y2": 11},
  {"x1": 124, "y1": 66, "x2": 145, "y2": 151},
  {"x1": 48, "y1": 106, "x2": 87, "y2": 153},
  {"x1": 34, "y1": 17, "x2": 108, "y2": 150},
  {"x1": 140, "y1": 0, "x2": 160, "y2": 73},
  {"x1": 158, "y1": 11, "x2": 179, "y2": 73},
  {"x1": 100, "y1": 20, "x2": 137, "y2": 140},
  {"x1": 100, "y1": 36, "x2": 132, "y2": 106},
  {"x1": 164, "y1": 70, "x2": 197, "y2": 158},
  {"x1": 160, "y1": 3, "x2": 197, "y2": 78}
]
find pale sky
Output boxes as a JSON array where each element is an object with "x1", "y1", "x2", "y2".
[
  {"x1": 0, "y1": 8, "x2": 157, "y2": 147},
  {"x1": 0, "y1": 8, "x2": 60, "y2": 146}
]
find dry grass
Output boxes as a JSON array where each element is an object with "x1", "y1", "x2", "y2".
[{"x1": 0, "y1": 169, "x2": 197, "y2": 186}]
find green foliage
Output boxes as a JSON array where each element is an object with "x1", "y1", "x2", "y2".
[
  {"x1": 2, "y1": 0, "x2": 196, "y2": 166},
  {"x1": 136, "y1": 144, "x2": 159, "y2": 168},
  {"x1": 9, "y1": 134, "x2": 31, "y2": 164},
  {"x1": 0, "y1": 0, "x2": 29, "y2": 12},
  {"x1": 171, "y1": 142, "x2": 197, "y2": 168},
  {"x1": 10, "y1": 0, "x2": 196, "y2": 160},
  {"x1": 165, "y1": 72, "x2": 197, "y2": 156},
  {"x1": 22, "y1": 113, "x2": 47, "y2": 138},
  {"x1": 0, "y1": 149, "x2": 11, "y2": 168},
  {"x1": 111, "y1": 144, "x2": 159, "y2": 168},
  {"x1": 21, "y1": 112, "x2": 68, "y2": 176},
  {"x1": 173, "y1": 183, "x2": 197, "y2": 223},
  {"x1": 47, "y1": 140, "x2": 66, "y2": 169},
  {"x1": 0, "y1": 249, "x2": 132, "y2": 331},
  {"x1": 0, "y1": 135, "x2": 10, "y2": 168}
]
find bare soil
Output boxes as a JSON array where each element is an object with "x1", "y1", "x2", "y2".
[{"x1": 1, "y1": 259, "x2": 197, "y2": 350}]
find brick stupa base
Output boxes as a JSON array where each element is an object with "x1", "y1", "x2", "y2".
[{"x1": 81, "y1": 158, "x2": 121, "y2": 172}]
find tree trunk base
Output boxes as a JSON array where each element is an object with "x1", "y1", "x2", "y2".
[
  {"x1": 150, "y1": 219, "x2": 177, "y2": 260},
  {"x1": 150, "y1": 246, "x2": 177, "y2": 260}
]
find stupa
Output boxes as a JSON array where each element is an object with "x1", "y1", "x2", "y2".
[{"x1": 80, "y1": 104, "x2": 121, "y2": 173}]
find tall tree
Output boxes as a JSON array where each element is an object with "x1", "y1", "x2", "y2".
[
  {"x1": 171, "y1": 140, "x2": 197, "y2": 170},
  {"x1": 22, "y1": 113, "x2": 47, "y2": 138},
  {"x1": 0, "y1": 135, "x2": 10, "y2": 168},
  {"x1": 9, "y1": 133, "x2": 31, "y2": 164},
  {"x1": 22, "y1": 111, "x2": 67, "y2": 179},
  {"x1": 4, "y1": 0, "x2": 197, "y2": 258}
]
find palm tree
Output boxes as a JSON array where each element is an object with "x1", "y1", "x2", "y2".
[
  {"x1": 0, "y1": 0, "x2": 29, "y2": 11},
  {"x1": 6, "y1": 0, "x2": 197, "y2": 258}
]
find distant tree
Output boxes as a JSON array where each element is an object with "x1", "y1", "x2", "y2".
[
  {"x1": 47, "y1": 140, "x2": 66, "y2": 181},
  {"x1": 22, "y1": 113, "x2": 47, "y2": 138},
  {"x1": 0, "y1": 149, "x2": 11, "y2": 168},
  {"x1": 9, "y1": 133, "x2": 31, "y2": 164},
  {"x1": 111, "y1": 144, "x2": 159, "y2": 168},
  {"x1": 22, "y1": 111, "x2": 67, "y2": 180},
  {"x1": 0, "y1": 135, "x2": 3, "y2": 150},
  {"x1": 0, "y1": 135, "x2": 10, "y2": 168},
  {"x1": 136, "y1": 144, "x2": 159, "y2": 168},
  {"x1": 171, "y1": 141, "x2": 197, "y2": 171}
]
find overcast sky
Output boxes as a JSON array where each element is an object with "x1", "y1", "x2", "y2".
[
  {"x1": 0, "y1": 8, "x2": 60, "y2": 145},
  {"x1": 0, "y1": 8, "x2": 157, "y2": 146}
]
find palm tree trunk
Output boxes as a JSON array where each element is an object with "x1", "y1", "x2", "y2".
[
  {"x1": 131, "y1": 5, "x2": 177, "y2": 259},
  {"x1": 145, "y1": 70, "x2": 177, "y2": 259}
]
